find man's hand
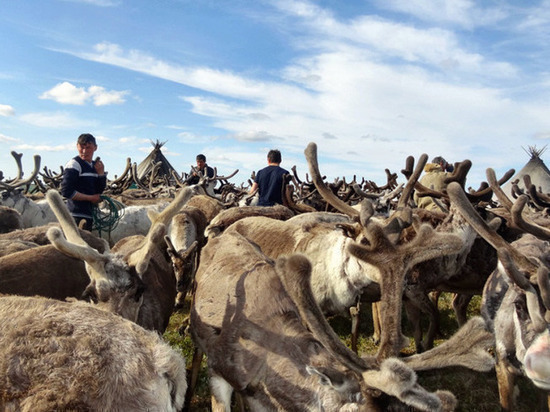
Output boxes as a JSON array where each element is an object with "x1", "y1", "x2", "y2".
[
  {"x1": 72, "y1": 192, "x2": 102, "y2": 204},
  {"x1": 94, "y1": 157, "x2": 105, "y2": 176}
]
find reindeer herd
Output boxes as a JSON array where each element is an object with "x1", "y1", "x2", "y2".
[{"x1": 1, "y1": 143, "x2": 550, "y2": 411}]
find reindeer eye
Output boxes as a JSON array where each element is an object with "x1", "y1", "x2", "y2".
[{"x1": 513, "y1": 295, "x2": 529, "y2": 321}]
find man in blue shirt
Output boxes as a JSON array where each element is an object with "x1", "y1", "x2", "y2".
[
  {"x1": 249, "y1": 149, "x2": 289, "y2": 206},
  {"x1": 185, "y1": 153, "x2": 215, "y2": 185},
  {"x1": 60, "y1": 133, "x2": 107, "y2": 231}
]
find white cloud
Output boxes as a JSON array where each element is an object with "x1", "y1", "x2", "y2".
[
  {"x1": 0, "y1": 133, "x2": 18, "y2": 142},
  {"x1": 273, "y1": 0, "x2": 515, "y2": 79},
  {"x1": 0, "y1": 104, "x2": 15, "y2": 116},
  {"x1": 375, "y1": 0, "x2": 507, "y2": 28},
  {"x1": 177, "y1": 131, "x2": 200, "y2": 142},
  {"x1": 14, "y1": 143, "x2": 74, "y2": 152},
  {"x1": 60, "y1": 0, "x2": 120, "y2": 6},
  {"x1": 88, "y1": 86, "x2": 128, "y2": 106},
  {"x1": 45, "y1": 1, "x2": 550, "y2": 186},
  {"x1": 19, "y1": 111, "x2": 94, "y2": 129},
  {"x1": 40, "y1": 82, "x2": 88, "y2": 105},
  {"x1": 40, "y1": 82, "x2": 128, "y2": 106}
]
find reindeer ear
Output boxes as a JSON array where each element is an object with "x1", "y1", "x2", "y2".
[{"x1": 306, "y1": 365, "x2": 331, "y2": 386}]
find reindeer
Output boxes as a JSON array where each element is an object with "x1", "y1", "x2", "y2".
[
  {"x1": 0, "y1": 187, "x2": 195, "y2": 334},
  {"x1": 190, "y1": 229, "x2": 459, "y2": 411},
  {"x1": 448, "y1": 179, "x2": 550, "y2": 411},
  {"x1": 0, "y1": 294, "x2": 187, "y2": 411},
  {"x1": 0, "y1": 224, "x2": 108, "y2": 299},
  {"x1": 222, "y1": 143, "x2": 467, "y2": 360}
]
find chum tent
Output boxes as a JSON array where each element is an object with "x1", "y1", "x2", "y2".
[
  {"x1": 135, "y1": 140, "x2": 179, "y2": 182},
  {"x1": 502, "y1": 145, "x2": 550, "y2": 197}
]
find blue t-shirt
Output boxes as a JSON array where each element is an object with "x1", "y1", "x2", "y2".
[{"x1": 255, "y1": 165, "x2": 289, "y2": 206}]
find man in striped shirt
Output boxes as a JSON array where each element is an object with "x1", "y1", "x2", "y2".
[{"x1": 60, "y1": 133, "x2": 107, "y2": 231}]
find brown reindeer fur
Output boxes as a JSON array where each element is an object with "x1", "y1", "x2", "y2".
[
  {"x1": 0, "y1": 225, "x2": 109, "y2": 301},
  {"x1": 0, "y1": 222, "x2": 107, "y2": 252},
  {"x1": 0, "y1": 205, "x2": 23, "y2": 233},
  {"x1": 0, "y1": 295, "x2": 187, "y2": 412},
  {"x1": 0, "y1": 239, "x2": 37, "y2": 257},
  {"x1": 185, "y1": 194, "x2": 224, "y2": 221},
  {"x1": 205, "y1": 204, "x2": 294, "y2": 238},
  {"x1": 0, "y1": 246, "x2": 90, "y2": 300}
]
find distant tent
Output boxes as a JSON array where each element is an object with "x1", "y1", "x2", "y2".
[
  {"x1": 503, "y1": 145, "x2": 550, "y2": 197},
  {"x1": 136, "y1": 140, "x2": 178, "y2": 182}
]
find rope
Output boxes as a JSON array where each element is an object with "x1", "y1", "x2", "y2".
[{"x1": 92, "y1": 195, "x2": 125, "y2": 240}]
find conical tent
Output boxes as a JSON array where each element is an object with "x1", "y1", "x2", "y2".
[
  {"x1": 136, "y1": 140, "x2": 178, "y2": 181},
  {"x1": 503, "y1": 146, "x2": 550, "y2": 197}
]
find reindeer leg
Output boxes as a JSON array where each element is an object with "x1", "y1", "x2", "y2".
[
  {"x1": 403, "y1": 295, "x2": 423, "y2": 353},
  {"x1": 452, "y1": 293, "x2": 473, "y2": 327},
  {"x1": 495, "y1": 359, "x2": 516, "y2": 412},
  {"x1": 372, "y1": 301, "x2": 381, "y2": 345},
  {"x1": 186, "y1": 346, "x2": 204, "y2": 410},
  {"x1": 350, "y1": 299, "x2": 361, "y2": 353}
]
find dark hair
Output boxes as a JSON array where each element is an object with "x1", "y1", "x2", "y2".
[
  {"x1": 267, "y1": 149, "x2": 282, "y2": 164},
  {"x1": 431, "y1": 156, "x2": 447, "y2": 165},
  {"x1": 77, "y1": 133, "x2": 97, "y2": 145},
  {"x1": 196, "y1": 154, "x2": 206, "y2": 162}
]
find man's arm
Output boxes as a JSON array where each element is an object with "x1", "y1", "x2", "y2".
[{"x1": 249, "y1": 181, "x2": 259, "y2": 195}]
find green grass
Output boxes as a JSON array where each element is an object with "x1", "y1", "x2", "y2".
[{"x1": 164, "y1": 293, "x2": 542, "y2": 411}]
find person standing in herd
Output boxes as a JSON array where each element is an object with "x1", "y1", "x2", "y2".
[
  {"x1": 249, "y1": 149, "x2": 289, "y2": 206},
  {"x1": 185, "y1": 153, "x2": 214, "y2": 185},
  {"x1": 60, "y1": 133, "x2": 107, "y2": 231}
]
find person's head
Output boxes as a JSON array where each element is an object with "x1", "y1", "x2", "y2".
[
  {"x1": 196, "y1": 154, "x2": 207, "y2": 168},
  {"x1": 267, "y1": 149, "x2": 282, "y2": 165},
  {"x1": 432, "y1": 156, "x2": 448, "y2": 170},
  {"x1": 76, "y1": 133, "x2": 98, "y2": 162}
]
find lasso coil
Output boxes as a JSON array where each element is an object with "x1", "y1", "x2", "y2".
[{"x1": 92, "y1": 195, "x2": 125, "y2": 239}]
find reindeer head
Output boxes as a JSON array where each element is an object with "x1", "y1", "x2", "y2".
[{"x1": 45, "y1": 187, "x2": 195, "y2": 330}]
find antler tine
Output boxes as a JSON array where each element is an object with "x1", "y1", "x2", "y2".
[
  {"x1": 213, "y1": 169, "x2": 239, "y2": 181},
  {"x1": 536, "y1": 254, "x2": 550, "y2": 322},
  {"x1": 351, "y1": 183, "x2": 382, "y2": 200},
  {"x1": 447, "y1": 182, "x2": 537, "y2": 273},
  {"x1": 465, "y1": 169, "x2": 514, "y2": 203},
  {"x1": 290, "y1": 165, "x2": 303, "y2": 185},
  {"x1": 150, "y1": 186, "x2": 195, "y2": 228},
  {"x1": 487, "y1": 168, "x2": 515, "y2": 210},
  {"x1": 401, "y1": 156, "x2": 415, "y2": 180},
  {"x1": 164, "y1": 234, "x2": 178, "y2": 256},
  {"x1": 400, "y1": 153, "x2": 428, "y2": 209},
  {"x1": 527, "y1": 183, "x2": 550, "y2": 209},
  {"x1": 304, "y1": 142, "x2": 360, "y2": 220},
  {"x1": 46, "y1": 190, "x2": 88, "y2": 247},
  {"x1": 486, "y1": 168, "x2": 550, "y2": 237},
  {"x1": 276, "y1": 254, "x2": 373, "y2": 374},
  {"x1": 443, "y1": 159, "x2": 472, "y2": 188},
  {"x1": 9, "y1": 151, "x2": 24, "y2": 182},
  {"x1": 509, "y1": 195, "x2": 550, "y2": 240},
  {"x1": 0, "y1": 154, "x2": 41, "y2": 191},
  {"x1": 130, "y1": 162, "x2": 149, "y2": 191},
  {"x1": 110, "y1": 157, "x2": 132, "y2": 185}
]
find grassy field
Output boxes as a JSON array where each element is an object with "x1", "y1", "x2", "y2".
[{"x1": 163, "y1": 293, "x2": 541, "y2": 411}]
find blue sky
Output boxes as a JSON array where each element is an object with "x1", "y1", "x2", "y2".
[{"x1": 1, "y1": 0, "x2": 550, "y2": 189}]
